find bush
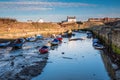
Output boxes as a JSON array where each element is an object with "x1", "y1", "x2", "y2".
[{"x1": 0, "y1": 18, "x2": 17, "y2": 23}]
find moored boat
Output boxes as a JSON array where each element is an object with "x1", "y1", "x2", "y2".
[
  {"x1": 39, "y1": 46, "x2": 49, "y2": 54},
  {"x1": 93, "y1": 43, "x2": 105, "y2": 50},
  {"x1": 87, "y1": 33, "x2": 92, "y2": 38},
  {"x1": 86, "y1": 31, "x2": 93, "y2": 38},
  {"x1": 92, "y1": 38, "x2": 99, "y2": 43},
  {"x1": 92, "y1": 38, "x2": 104, "y2": 50},
  {"x1": 36, "y1": 34, "x2": 43, "y2": 40},
  {"x1": 26, "y1": 36, "x2": 36, "y2": 42},
  {"x1": 56, "y1": 35, "x2": 63, "y2": 42},
  {"x1": 11, "y1": 38, "x2": 24, "y2": 49},
  {"x1": 51, "y1": 39, "x2": 59, "y2": 46},
  {"x1": 69, "y1": 38, "x2": 84, "y2": 41},
  {"x1": 0, "y1": 41, "x2": 11, "y2": 47}
]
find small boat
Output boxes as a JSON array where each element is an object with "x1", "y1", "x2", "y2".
[
  {"x1": 86, "y1": 31, "x2": 93, "y2": 38},
  {"x1": 26, "y1": 36, "x2": 36, "y2": 42},
  {"x1": 87, "y1": 33, "x2": 92, "y2": 38},
  {"x1": 51, "y1": 39, "x2": 59, "y2": 45},
  {"x1": 39, "y1": 46, "x2": 49, "y2": 54},
  {"x1": 56, "y1": 35, "x2": 63, "y2": 42},
  {"x1": 19, "y1": 38, "x2": 26, "y2": 43},
  {"x1": 11, "y1": 39, "x2": 24, "y2": 49},
  {"x1": 36, "y1": 34, "x2": 43, "y2": 40},
  {"x1": 92, "y1": 38, "x2": 99, "y2": 43},
  {"x1": 92, "y1": 38, "x2": 104, "y2": 49},
  {"x1": 69, "y1": 38, "x2": 84, "y2": 41},
  {"x1": 0, "y1": 41, "x2": 11, "y2": 47},
  {"x1": 93, "y1": 42, "x2": 104, "y2": 50}
]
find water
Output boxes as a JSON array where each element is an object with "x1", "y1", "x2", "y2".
[{"x1": 33, "y1": 32, "x2": 111, "y2": 80}]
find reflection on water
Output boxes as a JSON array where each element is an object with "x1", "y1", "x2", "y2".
[
  {"x1": 101, "y1": 52, "x2": 115, "y2": 79},
  {"x1": 33, "y1": 33, "x2": 111, "y2": 80}
]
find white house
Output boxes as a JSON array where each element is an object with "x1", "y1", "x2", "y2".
[
  {"x1": 37, "y1": 18, "x2": 44, "y2": 23},
  {"x1": 67, "y1": 16, "x2": 76, "y2": 22}
]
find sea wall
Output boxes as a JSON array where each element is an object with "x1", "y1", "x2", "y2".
[
  {"x1": 89, "y1": 20, "x2": 120, "y2": 55},
  {"x1": 89, "y1": 21, "x2": 120, "y2": 80}
]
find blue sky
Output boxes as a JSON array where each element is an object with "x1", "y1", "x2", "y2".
[{"x1": 0, "y1": 0, "x2": 120, "y2": 22}]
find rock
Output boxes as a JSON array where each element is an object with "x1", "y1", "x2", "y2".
[
  {"x1": 62, "y1": 57, "x2": 73, "y2": 59},
  {"x1": 112, "y1": 63, "x2": 118, "y2": 70},
  {"x1": 11, "y1": 61, "x2": 14, "y2": 66},
  {"x1": 62, "y1": 52, "x2": 65, "y2": 54},
  {"x1": 82, "y1": 56, "x2": 84, "y2": 58},
  {"x1": 44, "y1": 57, "x2": 48, "y2": 59},
  {"x1": 21, "y1": 65, "x2": 25, "y2": 68},
  {"x1": 116, "y1": 70, "x2": 120, "y2": 79}
]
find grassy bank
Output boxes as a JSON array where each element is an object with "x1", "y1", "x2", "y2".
[{"x1": 0, "y1": 18, "x2": 81, "y2": 39}]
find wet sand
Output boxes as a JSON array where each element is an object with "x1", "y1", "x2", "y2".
[{"x1": 0, "y1": 39, "x2": 51, "y2": 80}]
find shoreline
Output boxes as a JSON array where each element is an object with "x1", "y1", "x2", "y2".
[
  {"x1": 0, "y1": 39, "x2": 50, "y2": 80},
  {"x1": 0, "y1": 30, "x2": 64, "y2": 40}
]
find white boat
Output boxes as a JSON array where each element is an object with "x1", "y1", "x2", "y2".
[
  {"x1": 26, "y1": 36, "x2": 36, "y2": 42},
  {"x1": 36, "y1": 34, "x2": 43, "y2": 39},
  {"x1": 93, "y1": 43, "x2": 105, "y2": 49}
]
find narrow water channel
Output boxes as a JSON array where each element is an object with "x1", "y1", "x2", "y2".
[{"x1": 33, "y1": 32, "x2": 111, "y2": 80}]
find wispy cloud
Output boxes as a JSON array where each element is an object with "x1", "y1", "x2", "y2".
[
  {"x1": 0, "y1": 2, "x2": 96, "y2": 6},
  {"x1": 0, "y1": 1, "x2": 96, "y2": 11}
]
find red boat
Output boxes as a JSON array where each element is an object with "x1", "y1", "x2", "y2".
[
  {"x1": 57, "y1": 37, "x2": 62, "y2": 41},
  {"x1": 56, "y1": 35, "x2": 63, "y2": 42},
  {"x1": 39, "y1": 46, "x2": 49, "y2": 54}
]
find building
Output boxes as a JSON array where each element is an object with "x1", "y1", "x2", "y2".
[
  {"x1": 88, "y1": 18, "x2": 103, "y2": 22},
  {"x1": 67, "y1": 16, "x2": 76, "y2": 22},
  {"x1": 62, "y1": 16, "x2": 77, "y2": 23},
  {"x1": 88, "y1": 17, "x2": 120, "y2": 22},
  {"x1": 37, "y1": 18, "x2": 44, "y2": 23}
]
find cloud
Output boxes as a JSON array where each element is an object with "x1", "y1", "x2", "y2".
[
  {"x1": 0, "y1": 2, "x2": 96, "y2": 7},
  {"x1": 0, "y1": 1, "x2": 96, "y2": 11}
]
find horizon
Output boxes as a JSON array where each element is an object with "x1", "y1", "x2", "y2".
[{"x1": 0, "y1": 0, "x2": 120, "y2": 22}]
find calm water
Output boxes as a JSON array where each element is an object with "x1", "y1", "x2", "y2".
[{"x1": 33, "y1": 32, "x2": 111, "y2": 80}]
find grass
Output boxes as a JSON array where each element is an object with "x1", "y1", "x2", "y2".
[{"x1": 112, "y1": 44, "x2": 120, "y2": 54}]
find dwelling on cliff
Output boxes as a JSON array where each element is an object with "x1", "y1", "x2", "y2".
[
  {"x1": 67, "y1": 16, "x2": 76, "y2": 22},
  {"x1": 37, "y1": 18, "x2": 44, "y2": 23},
  {"x1": 62, "y1": 16, "x2": 76, "y2": 23}
]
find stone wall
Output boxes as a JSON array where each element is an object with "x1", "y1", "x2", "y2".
[{"x1": 90, "y1": 23, "x2": 120, "y2": 54}]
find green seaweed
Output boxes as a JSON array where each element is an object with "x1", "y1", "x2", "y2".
[{"x1": 112, "y1": 44, "x2": 120, "y2": 54}]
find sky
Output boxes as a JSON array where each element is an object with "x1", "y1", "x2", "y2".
[{"x1": 0, "y1": 0, "x2": 120, "y2": 22}]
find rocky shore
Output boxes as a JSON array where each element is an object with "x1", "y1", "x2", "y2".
[{"x1": 0, "y1": 39, "x2": 50, "y2": 80}]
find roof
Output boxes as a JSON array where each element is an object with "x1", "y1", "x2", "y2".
[{"x1": 67, "y1": 16, "x2": 76, "y2": 19}]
